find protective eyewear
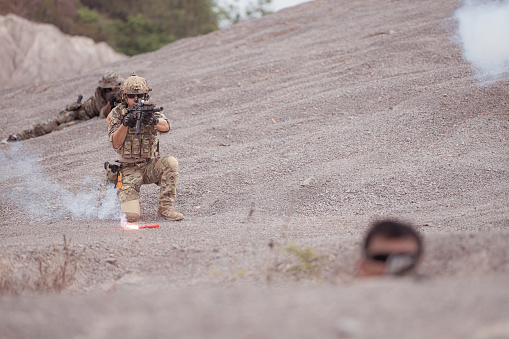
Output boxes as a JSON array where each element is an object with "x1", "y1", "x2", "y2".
[
  {"x1": 367, "y1": 253, "x2": 416, "y2": 262},
  {"x1": 368, "y1": 253, "x2": 418, "y2": 275},
  {"x1": 127, "y1": 94, "x2": 145, "y2": 99}
]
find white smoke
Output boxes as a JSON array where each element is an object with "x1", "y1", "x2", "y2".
[
  {"x1": 0, "y1": 145, "x2": 123, "y2": 222},
  {"x1": 455, "y1": 0, "x2": 509, "y2": 84}
]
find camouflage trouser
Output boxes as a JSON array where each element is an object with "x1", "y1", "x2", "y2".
[{"x1": 118, "y1": 156, "x2": 179, "y2": 210}]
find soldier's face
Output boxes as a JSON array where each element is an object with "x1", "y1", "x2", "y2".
[
  {"x1": 103, "y1": 88, "x2": 114, "y2": 101},
  {"x1": 126, "y1": 96, "x2": 136, "y2": 107},
  {"x1": 358, "y1": 236, "x2": 420, "y2": 277},
  {"x1": 126, "y1": 94, "x2": 145, "y2": 107}
]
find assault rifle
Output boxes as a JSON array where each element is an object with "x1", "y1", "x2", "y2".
[{"x1": 127, "y1": 99, "x2": 163, "y2": 134}]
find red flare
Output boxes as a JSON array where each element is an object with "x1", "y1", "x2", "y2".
[
  {"x1": 139, "y1": 224, "x2": 159, "y2": 229},
  {"x1": 124, "y1": 223, "x2": 159, "y2": 230}
]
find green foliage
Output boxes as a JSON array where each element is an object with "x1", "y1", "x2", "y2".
[
  {"x1": 77, "y1": 0, "x2": 220, "y2": 55},
  {"x1": 113, "y1": 15, "x2": 178, "y2": 56},
  {"x1": 77, "y1": 6, "x2": 101, "y2": 25},
  {"x1": 76, "y1": 5, "x2": 109, "y2": 41},
  {"x1": 0, "y1": 0, "x2": 273, "y2": 55},
  {"x1": 218, "y1": 0, "x2": 273, "y2": 26},
  {"x1": 245, "y1": 0, "x2": 273, "y2": 18}
]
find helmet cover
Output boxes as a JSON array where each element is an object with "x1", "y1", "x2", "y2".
[
  {"x1": 121, "y1": 73, "x2": 151, "y2": 95},
  {"x1": 98, "y1": 70, "x2": 122, "y2": 88}
]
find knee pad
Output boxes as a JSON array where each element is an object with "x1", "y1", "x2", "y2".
[
  {"x1": 121, "y1": 199, "x2": 141, "y2": 222},
  {"x1": 162, "y1": 156, "x2": 179, "y2": 171}
]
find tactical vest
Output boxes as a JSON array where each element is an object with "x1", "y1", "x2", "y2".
[{"x1": 117, "y1": 109, "x2": 159, "y2": 160}]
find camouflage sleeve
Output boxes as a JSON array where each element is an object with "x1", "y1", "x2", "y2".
[
  {"x1": 107, "y1": 106, "x2": 124, "y2": 149},
  {"x1": 155, "y1": 111, "x2": 170, "y2": 134},
  {"x1": 80, "y1": 97, "x2": 95, "y2": 119},
  {"x1": 94, "y1": 87, "x2": 106, "y2": 115}
]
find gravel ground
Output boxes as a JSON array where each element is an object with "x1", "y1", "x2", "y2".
[{"x1": 1, "y1": 0, "x2": 508, "y2": 338}]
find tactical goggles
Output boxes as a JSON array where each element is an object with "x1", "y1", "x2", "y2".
[
  {"x1": 367, "y1": 253, "x2": 417, "y2": 262},
  {"x1": 126, "y1": 93, "x2": 145, "y2": 99},
  {"x1": 367, "y1": 253, "x2": 419, "y2": 275}
]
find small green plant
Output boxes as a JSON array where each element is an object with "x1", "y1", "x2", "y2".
[
  {"x1": 266, "y1": 241, "x2": 325, "y2": 282},
  {"x1": 208, "y1": 267, "x2": 223, "y2": 277},
  {"x1": 284, "y1": 242, "x2": 317, "y2": 272}
]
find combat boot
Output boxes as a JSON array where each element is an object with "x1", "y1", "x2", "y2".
[{"x1": 158, "y1": 208, "x2": 184, "y2": 221}]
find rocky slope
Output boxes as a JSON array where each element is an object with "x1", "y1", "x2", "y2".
[
  {"x1": 0, "y1": 0, "x2": 508, "y2": 338},
  {"x1": 0, "y1": 14, "x2": 125, "y2": 89}
]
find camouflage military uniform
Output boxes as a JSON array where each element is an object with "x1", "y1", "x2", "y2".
[
  {"x1": 6, "y1": 71, "x2": 122, "y2": 142},
  {"x1": 107, "y1": 74, "x2": 183, "y2": 222},
  {"x1": 58, "y1": 85, "x2": 121, "y2": 123}
]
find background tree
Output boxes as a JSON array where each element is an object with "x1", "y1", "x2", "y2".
[
  {"x1": 0, "y1": 0, "x2": 272, "y2": 55},
  {"x1": 216, "y1": 0, "x2": 272, "y2": 27}
]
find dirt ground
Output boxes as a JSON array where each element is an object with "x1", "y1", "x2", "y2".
[{"x1": 1, "y1": 0, "x2": 509, "y2": 338}]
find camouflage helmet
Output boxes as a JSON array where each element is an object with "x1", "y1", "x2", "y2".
[
  {"x1": 121, "y1": 73, "x2": 151, "y2": 96},
  {"x1": 98, "y1": 70, "x2": 122, "y2": 88}
]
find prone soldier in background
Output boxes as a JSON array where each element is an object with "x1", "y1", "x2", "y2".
[
  {"x1": 5, "y1": 70, "x2": 123, "y2": 142},
  {"x1": 107, "y1": 73, "x2": 184, "y2": 222}
]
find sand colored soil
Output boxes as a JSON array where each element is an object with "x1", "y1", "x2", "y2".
[{"x1": 0, "y1": 0, "x2": 508, "y2": 338}]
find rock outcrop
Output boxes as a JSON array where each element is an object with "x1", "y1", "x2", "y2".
[{"x1": 0, "y1": 14, "x2": 125, "y2": 89}]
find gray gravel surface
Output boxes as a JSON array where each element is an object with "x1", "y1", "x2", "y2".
[{"x1": 1, "y1": 0, "x2": 508, "y2": 338}]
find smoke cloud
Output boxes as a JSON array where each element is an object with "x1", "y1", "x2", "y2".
[
  {"x1": 0, "y1": 145, "x2": 123, "y2": 222},
  {"x1": 454, "y1": 0, "x2": 509, "y2": 83}
]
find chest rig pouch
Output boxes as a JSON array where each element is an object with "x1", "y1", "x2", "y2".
[{"x1": 121, "y1": 125, "x2": 158, "y2": 159}]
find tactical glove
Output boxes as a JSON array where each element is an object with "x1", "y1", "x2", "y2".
[
  {"x1": 123, "y1": 113, "x2": 137, "y2": 128},
  {"x1": 66, "y1": 102, "x2": 82, "y2": 111},
  {"x1": 141, "y1": 111, "x2": 157, "y2": 126}
]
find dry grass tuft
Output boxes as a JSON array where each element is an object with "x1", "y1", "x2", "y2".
[
  {"x1": 0, "y1": 235, "x2": 84, "y2": 296},
  {"x1": 0, "y1": 257, "x2": 16, "y2": 294}
]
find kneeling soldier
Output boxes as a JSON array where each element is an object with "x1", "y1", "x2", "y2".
[{"x1": 107, "y1": 73, "x2": 183, "y2": 222}]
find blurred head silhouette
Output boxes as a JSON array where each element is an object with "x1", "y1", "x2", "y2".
[{"x1": 358, "y1": 219, "x2": 423, "y2": 277}]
